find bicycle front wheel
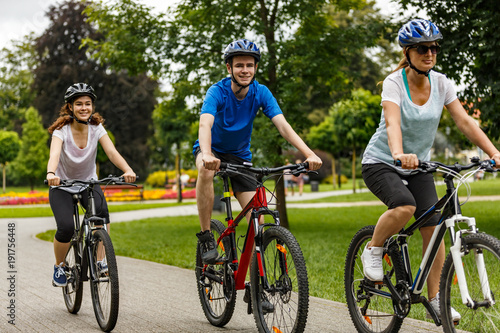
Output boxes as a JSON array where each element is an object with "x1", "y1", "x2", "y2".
[
  {"x1": 344, "y1": 225, "x2": 406, "y2": 333},
  {"x1": 440, "y1": 232, "x2": 500, "y2": 333},
  {"x1": 63, "y1": 242, "x2": 83, "y2": 314},
  {"x1": 250, "y1": 225, "x2": 309, "y2": 333},
  {"x1": 195, "y1": 219, "x2": 236, "y2": 327},
  {"x1": 90, "y1": 229, "x2": 119, "y2": 332}
]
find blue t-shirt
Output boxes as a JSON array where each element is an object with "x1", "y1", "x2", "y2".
[{"x1": 192, "y1": 77, "x2": 282, "y2": 160}]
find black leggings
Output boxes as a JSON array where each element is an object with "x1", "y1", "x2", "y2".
[{"x1": 49, "y1": 186, "x2": 110, "y2": 243}]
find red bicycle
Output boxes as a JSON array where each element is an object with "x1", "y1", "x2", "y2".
[{"x1": 195, "y1": 161, "x2": 314, "y2": 333}]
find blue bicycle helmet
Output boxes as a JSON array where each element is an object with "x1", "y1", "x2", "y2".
[
  {"x1": 223, "y1": 39, "x2": 261, "y2": 63},
  {"x1": 398, "y1": 19, "x2": 442, "y2": 48}
]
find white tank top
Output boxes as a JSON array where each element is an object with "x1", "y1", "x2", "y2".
[{"x1": 52, "y1": 123, "x2": 107, "y2": 180}]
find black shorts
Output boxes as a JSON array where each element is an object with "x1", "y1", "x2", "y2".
[
  {"x1": 362, "y1": 163, "x2": 440, "y2": 227},
  {"x1": 194, "y1": 147, "x2": 257, "y2": 194}
]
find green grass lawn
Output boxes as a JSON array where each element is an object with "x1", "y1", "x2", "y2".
[{"x1": 37, "y1": 199, "x2": 500, "y2": 323}]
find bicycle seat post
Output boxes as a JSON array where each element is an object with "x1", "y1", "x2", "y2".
[{"x1": 220, "y1": 173, "x2": 233, "y2": 221}]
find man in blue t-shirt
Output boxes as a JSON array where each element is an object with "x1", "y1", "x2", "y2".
[{"x1": 193, "y1": 39, "x2": 322, "y2": 264}]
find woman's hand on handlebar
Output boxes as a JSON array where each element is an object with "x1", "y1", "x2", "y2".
[
  {"x1": 46, "y1": 173, "x2": 61, "y2": 186},
  {"x1": 304, "y1": 154, "x2": 322, "y2": 171},
  {"x1": 122, "y1": 170, "x2": 136, "y2": 183},
  {"x1": 393, "y1": 153, "x2": 419, "y2": 170}
]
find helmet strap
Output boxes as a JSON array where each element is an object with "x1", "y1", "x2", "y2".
[
  {"x1": 406, "y1": 53, "x2": 431, "y2": 77},
  {"x1": 229, "y1": 64, "x2": 255, "y2": 95}
]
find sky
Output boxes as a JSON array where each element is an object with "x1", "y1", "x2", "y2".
[{"x1": 0, "y1": 0, "x2": 410, "y2": 51}]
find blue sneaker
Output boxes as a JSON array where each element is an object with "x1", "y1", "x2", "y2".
[
  {"x1": 53, "y1": 263, "x2": 67, "y2": 287},
  {"x1": 97, "y1": 260, "x2": 108, "y2": 274}
]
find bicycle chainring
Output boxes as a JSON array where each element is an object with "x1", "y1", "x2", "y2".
[{"x1": 393, "y1": 282, "x2": 411, "y2": 318}]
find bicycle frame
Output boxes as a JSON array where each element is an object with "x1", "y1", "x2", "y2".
[
  {"x1": 214, "y1": 171, "x2": 279, "y2": 291},
  {"x1": 66, "y1": 184, "x2": 108, "y2": 284},
  {"x1": 369, "y1": 164, "x2": 496, "y2": 316}
]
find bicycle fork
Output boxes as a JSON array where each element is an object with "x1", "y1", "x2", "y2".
[{"x1": 446, "y1": 214, "x2": 495, "y2": 309}]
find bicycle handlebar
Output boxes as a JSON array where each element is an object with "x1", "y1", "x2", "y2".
[
  {"x1": 44, "y1": 175, "x2": 139, "y2": 187},
  {"x1": 218, "y1": 161, "x2": 313, "y2": 177},
  {"x1": 395, "y1": 156, "x2": 496, "y2": 174}
]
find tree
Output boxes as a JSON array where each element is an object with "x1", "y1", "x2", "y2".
[
  {"x1": 83, "y1": 0, "x2": 391, "y2": 228},
  {"x1": 309, "y1": 89, "x2": 381, "y2": 192},
  {"x1": 400, "y1": 0, "x2": 500, "y2": 139},
  {"x1": 31, "y1": 0, "x2": 157, "y2": 178},
  {"x1": 0, "y1": 37, "x2": 37, "y2": 133},
  {"x1": 152, "y1": 93, "x2": 197, "y2": 202},
  {"x1": 11, "y1": 107, "x2": 49, "y2": 190},
  {"x1": 0, "y1": 131, "x2": 21, "y2": 192}
]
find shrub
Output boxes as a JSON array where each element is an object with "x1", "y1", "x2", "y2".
[{"x1": 145, "y1": 171, "x2": 168, "y2": 187}]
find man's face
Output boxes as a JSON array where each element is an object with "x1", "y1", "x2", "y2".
[{"x1": 227, "y1": 55, "x2": 257, "y2": 86}]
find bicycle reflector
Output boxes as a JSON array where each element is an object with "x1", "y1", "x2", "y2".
[{"x1": 276, "y1": 244, "x2": 287, "y2": 254}]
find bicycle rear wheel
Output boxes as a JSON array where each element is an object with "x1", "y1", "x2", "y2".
[
  {"x1": 63, "y1": 242, "x2": 83, "y2": 314},
  {"x1": 440, "y1": 232, "x2": 500, "y2": 333},
  {"x1": 195, "y1": 219, "x2": 236, "y2": 327},
  {"x1": 344, "y1": 225, "x2": 406, "y2": 333},
  {"x1": 250, "y1": 225, "x2": 309, "y2": 333},
  {"x1": 90, "y1": 229, "x2": 119, "y2": 332}
]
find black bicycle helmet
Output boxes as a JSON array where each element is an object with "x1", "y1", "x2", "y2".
[
  {"x1": 64, "y1": 83, "x2": 97, "y2": 103},
  {"x1": 223, "y1": 39, "x2": 261, "y2": 64}
]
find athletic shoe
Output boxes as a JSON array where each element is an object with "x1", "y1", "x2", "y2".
[
  {"x1": 196, "y1": 230, "x2": 218, "y2": 264},
  {"x1": 53, "y1": 262, "x2": 67, "y2": 287},
  {"x1": 426, "y1": 292, "x2": 461, "y2": 322},
  {"x1": 361, "y1": 244, "x2": 384, "y2": 281}
]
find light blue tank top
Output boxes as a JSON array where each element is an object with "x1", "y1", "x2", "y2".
[{"x1": 363, "y1": 69, "x2": 448, "y2": 166}]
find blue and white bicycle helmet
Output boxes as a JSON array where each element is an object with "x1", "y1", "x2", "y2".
[
  {"x1": 223, "y1": 39, "x2": 261, "y2": 63},
  {"x1": 398, "y1": 19, "x2": 442, "y2": 48}
]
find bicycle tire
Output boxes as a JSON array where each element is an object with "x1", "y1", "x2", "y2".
[
  {"x1": 440, "y1": 232, "x2": 500, "y2": 333},
  {"x1": 344, "y1": 225, "x2": 406, "y2": 333},
  {"x1": 195, "y1": 219, "x2": 236, "y2": 327},
  {"x1": 90, "y1": 229, "x2": 119, "y2": 332},
  {"x1": 250, "y1": 225, "x2": 309, "y2": 333},
  {"x1": 63, "y1": 242, "x2": 83, "y2": 314}
]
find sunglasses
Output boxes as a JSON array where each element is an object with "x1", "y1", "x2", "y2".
[{"x1": 408, "y1": 44, "x2": 441, "y2": 55}]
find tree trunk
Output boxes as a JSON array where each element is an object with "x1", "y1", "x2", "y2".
[
  {"x1": 176, "y1": 149, "x2": 182, "y2": 203},
  {"x1": 2, "y1": 165, "x2": 6, "y2": 193},
  {"x1": 275, "y1": 175, "x2": 289, "y2": 229},
  {"x1": 351, "y1": 147, "x2": 356, "y2": 194},
  {"x1": 330, "y1": 154, "x2": 337, "y2": 189}
]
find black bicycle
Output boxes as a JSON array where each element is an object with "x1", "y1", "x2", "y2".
[
  {"x1": 345, "y1": 157, "x2": 500, "y2": 333},
  {"x1": 47, "y1": 176, "x2": 136, "y2": 332},
  {"x1": 196, "y1": 162, "x2": 315, "y2": 333}
]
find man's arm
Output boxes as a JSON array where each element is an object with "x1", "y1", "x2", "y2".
[
  {"x1": 271, "y1": 114, "x2": 322, "y2": 170},
  {"x1": 198, "y1": 113, "x2": 220, "y2": 170}
]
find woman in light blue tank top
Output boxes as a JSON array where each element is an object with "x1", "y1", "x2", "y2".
[{"x1": 360, "y1": 20, "x2": 500, "y2": 321}]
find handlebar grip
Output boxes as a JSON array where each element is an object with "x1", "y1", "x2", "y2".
[
  {"x1": 303, "y1": 161, "x2": 309, "y2": 169},
  {"x1": 220, "y1": 162, "x2": 227, "y2": 169}
]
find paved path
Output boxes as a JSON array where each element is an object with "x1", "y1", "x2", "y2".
[{"x1": 0, "y1": 190, "x2": 461, "y2": 332}]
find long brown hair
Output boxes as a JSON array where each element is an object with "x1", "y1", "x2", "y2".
[{"x1": 48, "y1": 103, "x2": 104, "y2": 134}]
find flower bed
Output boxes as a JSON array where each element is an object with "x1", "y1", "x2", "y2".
[
  {"x1": 0, "y1": 188, "x2": 197, "y2": 205},
  {"x1": 0, "y1": 191, "x2": 49, "y2": 205}
]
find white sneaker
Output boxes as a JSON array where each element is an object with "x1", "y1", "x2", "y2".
[
  {"x1": 361, "y1": 244, "x2": 384, "y2": 281},
  {"x1": 426, "y1": 292, "x2": 461, "y2": 322}
]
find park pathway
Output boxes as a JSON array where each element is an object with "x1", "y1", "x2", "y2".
[{"x1": 0, "y1": 190, "x2": 462, "y2": 332}]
